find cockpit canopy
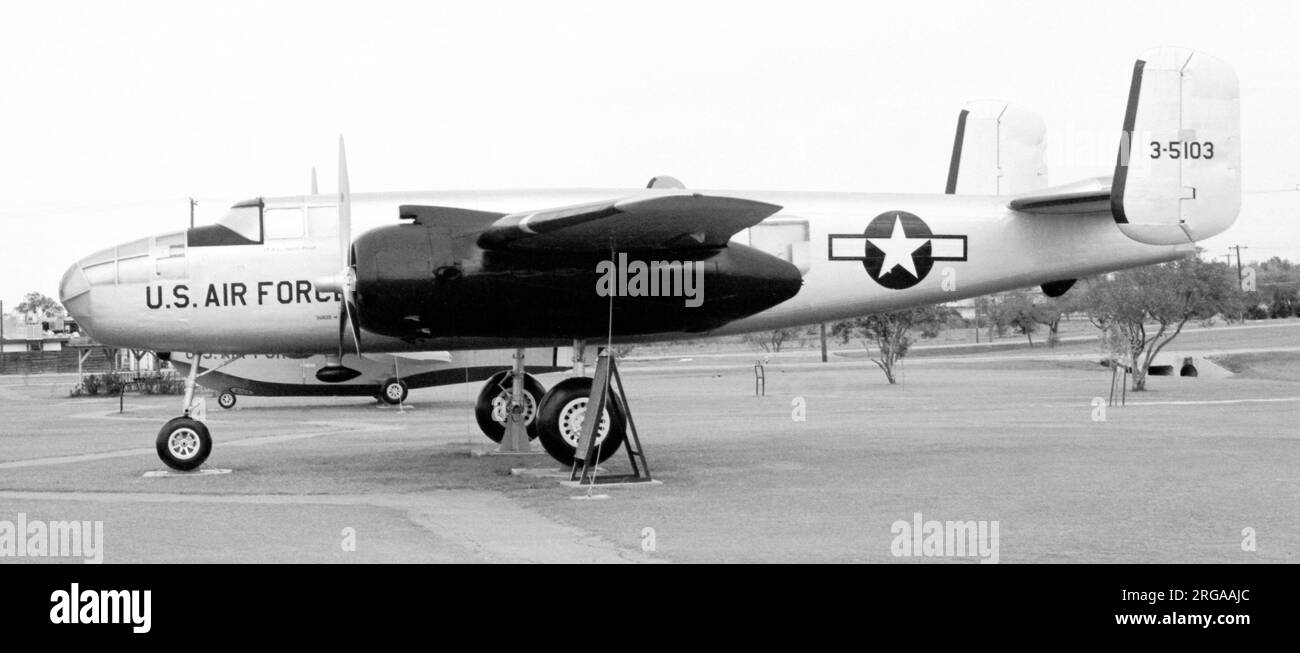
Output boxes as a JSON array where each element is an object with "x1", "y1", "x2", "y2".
[
  {"x1": 188, "y1": 198, "x2": 339, "y2": 247},
  {"x1": 188, "y1": 199, "x2": 264, "y2": 247}
]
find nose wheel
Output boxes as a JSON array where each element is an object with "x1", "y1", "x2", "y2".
[{"x1": 156, "y1": 417, "x2": 212, "y2": 471}]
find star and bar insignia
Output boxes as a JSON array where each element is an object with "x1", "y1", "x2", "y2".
[{"x1": 828, "y1": 211, "x2": 966, "y2": 290}]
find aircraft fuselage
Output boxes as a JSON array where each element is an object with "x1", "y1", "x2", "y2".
[{"x1": 62, "y1": 187, "x2": 1189, "y2": 354}]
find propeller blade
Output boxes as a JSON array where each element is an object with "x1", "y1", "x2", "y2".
[
  {"x1": 342, "y1": 287, "x2": 362, "y2": 358},
  {"x1": 318, "y1": 135, "x2": 362, "y2": 383},
  {"x1": 338, "y1": 136, "x2": 351, "y2": 267}
]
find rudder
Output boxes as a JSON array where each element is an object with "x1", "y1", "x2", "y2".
[{"x1": 1112, "y1": 48, "x2": 1241, "y2": 245}]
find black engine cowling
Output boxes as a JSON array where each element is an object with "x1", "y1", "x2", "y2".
[{"x1": 352, "y1": 217, "x2": 803, "y2": 341}]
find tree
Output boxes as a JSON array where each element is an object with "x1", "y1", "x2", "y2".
[
  {"x1": 742, "y1": 328, "x2": 801, "y2": 353},
  {"x1": 1255, "y1": 256, "x2": 1300, "y2": 319},
  {"x1": 1034, "y1": 284, "x2": 1088, "y2": 347},
  {"x1": 997, "y1": 291, "x2": 1048, "y2": 347},
  {"x1": 978, "y1": 289, "x2": 1070, "y2": 347},
  {"x1": 1081, "y1": 256, "x2": 1244, "y2": 391},
  {"x1": 15, "y1": 291, "x2": 62, "y2": 316},
  {"x1": 831, "y1": 305, "x2": 948, "y2": 384}
]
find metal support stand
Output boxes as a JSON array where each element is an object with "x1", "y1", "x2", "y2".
[
  {"x1": 497, "y1": 347, "x2": 531, "y2": 453},
  {"x1": 570, "y1": 352, "x2": 652, "y2": 485}
]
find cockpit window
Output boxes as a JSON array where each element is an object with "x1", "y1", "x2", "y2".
[
  {"x1": 264, "y1": 208, "x2": 304, "y2": 239},
  {"x1": 217, "y1": 203, "x2": 263, "y2": 241},
  {"x1": 187, "y1": 199, "x2": 263, "y2": 247}
]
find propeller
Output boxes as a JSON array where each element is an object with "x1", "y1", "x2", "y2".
[{"x1": 316, "y1": 137, "x2": 363, "y2": 383}]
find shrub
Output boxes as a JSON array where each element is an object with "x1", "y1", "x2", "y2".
[{"x1": 80, "y1": 373, "x2": 101, "y2": 396}]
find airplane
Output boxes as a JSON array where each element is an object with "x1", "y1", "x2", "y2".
[{"x1": 58, "y1": 47, "x2": 1240, "y2": 472}]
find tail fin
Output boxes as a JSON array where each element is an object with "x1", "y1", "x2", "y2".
[
  {"x1": 1111, "y1": 48, "x2": 1241, "y2": 245},
  {"x1": 945, "y1": 100, "x2": 1048, "y2": 195}
]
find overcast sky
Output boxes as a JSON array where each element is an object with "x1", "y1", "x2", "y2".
[{"x1": 1, "y1": 0, "x2": 1297, "y2": 309}]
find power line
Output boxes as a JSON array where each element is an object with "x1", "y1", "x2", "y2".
[
  {"x1": 1244, "y1": 186, "x2": 1300, "y2": 194},
  {"x1": 0, "y1": 197, "x2": 232, "y2": 220}
]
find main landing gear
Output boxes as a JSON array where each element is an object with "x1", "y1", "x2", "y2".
[
  {"x1": 471, "y1": 346, "x2": 627, "y2": 466},
  {"x1": 475, "y1": 370, "x2": 546, "y2": 442},
  {"x1": 535, "y1": 376, "x2": 626, "y2": 466}
]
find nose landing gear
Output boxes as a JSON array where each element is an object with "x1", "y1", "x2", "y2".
[{"x1": 154, "y1": 352, "x2": 241, "y2": 471}]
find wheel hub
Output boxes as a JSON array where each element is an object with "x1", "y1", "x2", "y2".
[
  {"x1": 168, "y1": 428, "x2": 200, "y2": 460},
  {"x1": 558, "y1": 398, "x2": 609, "y2": 447},
  {"x1": 491, "y1": 390, "x2": 537, "y2": 426}
]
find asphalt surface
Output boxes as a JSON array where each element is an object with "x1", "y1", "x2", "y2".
[{"x1": 1, "y1": 320, "x2": 1297, "y2": 563}]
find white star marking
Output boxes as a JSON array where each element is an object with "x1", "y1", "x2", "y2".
[{"x1": 866, "y1": 215, "x2": 929, "y2": 279}]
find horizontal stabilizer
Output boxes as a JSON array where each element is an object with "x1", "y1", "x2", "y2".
[
  {"x1": 1008, "y1": 177, "x2": 1111, "y2": 215},
  {"x1": 477, "y1": 194, "x2": 783, "y2": 252}
]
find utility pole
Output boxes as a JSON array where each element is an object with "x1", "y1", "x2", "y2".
[
  {"x1": 189, "y1": 198, "x2": 198, "y2": 229},
  {"x1": 1228, "y1": 245, "x2": 1250, "y2": 322},
  {"x1": 1229, "y1": 245, "x2": 1249, "y2": 283}
]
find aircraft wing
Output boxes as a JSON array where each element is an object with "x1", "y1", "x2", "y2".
[
  {"x1": 1007, "y1": 177, "x2": 1111, "y2": 215},
  {"x1": 476, "y1": 194, "x2": 783, "y2": 252}
]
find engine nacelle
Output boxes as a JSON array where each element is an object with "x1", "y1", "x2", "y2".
[{"x1": 352, "y1": 220, "x2": 803, "y2": 341}]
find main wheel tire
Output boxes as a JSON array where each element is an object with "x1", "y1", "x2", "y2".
[
  {"x1": 156, "y1": 416, "x2": 212, "y2": 471},
  {"x1": 217, "y1": 391, "x2": 237, "y2": 409},
  {"x1": 536, "y1": 377, "x2": 626, "y2": 466},
  {"x1": 475, "y1": 371, "x2": 546, "y2": 442},
  {"x1": 379, "y1": 378, "x2": 409, "y2": 405}
]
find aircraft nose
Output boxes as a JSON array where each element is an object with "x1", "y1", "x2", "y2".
[{"x1": 59, "y1": 260, "x2": 94, "y2": 333}]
